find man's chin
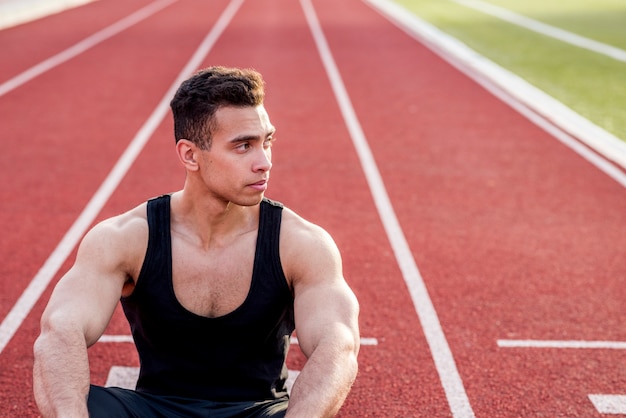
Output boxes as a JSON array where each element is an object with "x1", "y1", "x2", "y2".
[{"x1": 233, "y1": 193, "x2": 265, "y2": 207}]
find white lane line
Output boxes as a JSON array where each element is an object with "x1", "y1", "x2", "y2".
[
  {"x1": 0, "y1": 0, "x2": 97, "y2": 30},
  {"x1": 501, "y1": 340, "x2": 626, "y2": 414},
  {"x1": 98, "y1": 335, "x2": 380, "y2": 345},
  {"x1": 589, "y1": 395, "x2": 626, "y2": 415},
  {"x1": 292, "y1": 337, "x2": 378, "y2": 346},
  {"x1": 98, "y1": 335, "x2": 134, "y2": 343},
  {"x1": 356, "y1": 337, "x2": 378, "y2": 346},
  {"x1": 300, "y1": 1, "x2": 474, "y2": 417},
  {"x1": 502, "y1": 341, "x2": 626, "y2": 414},
  {"x1": 364, "y1": 0, "x2": 626, "y2": 179},
  {"x1": 498, "y1": 340, "x2": 626, "y2": 349},
  {"x1": 0, "y1": 0, "x2": 177, "y2": 98},
  {"x1": 453, "y1": 0, "x2": 626, "y2": 63},
  {"x1": 0, "y1": 0, "x2": 245, "y2": 356},
  {"x1": 106, "y1": 366, "x2": 139, "y2": 388}
]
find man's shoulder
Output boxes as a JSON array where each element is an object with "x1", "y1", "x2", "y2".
[
  {"x1": 72, "y1": 200, "x2": 150, "y2": 281},
  {"x1": 101, "y1": 200, "x2": 148, "y2": 229},
  {"x1": 278, "y1": 205, "x2": 343, "y2": 289},
  {"x1": 279, "y1": 206, "x2": 338, "y2": 254},
  {"x1": 84, "y1": 201, "x2": 149, "y2": 250}
]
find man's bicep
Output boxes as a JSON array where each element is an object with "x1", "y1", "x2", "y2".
[
  {"x1": 285, "y1": 217, "x2": 360, "y2": 357},
  {"x1": 41, "y1": 224, "x2": 130, "y2": 346},
  {"x1": 293, "y1": 278, "x2": 360, "y2": 358}
]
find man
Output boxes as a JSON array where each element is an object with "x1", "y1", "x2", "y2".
[{"x1": 33, "y1": 66, "x2": 360, "y2": 417}]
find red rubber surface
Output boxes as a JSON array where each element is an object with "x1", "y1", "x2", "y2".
[{"x1": 1, "y1": 0, "x2": 625, "y2": 416}]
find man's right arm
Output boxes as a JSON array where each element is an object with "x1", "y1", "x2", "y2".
[{"x1": 33, "y1": 214, "x2": 144, "y2": 417}]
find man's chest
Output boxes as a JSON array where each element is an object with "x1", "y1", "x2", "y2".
[{"x1": 170, "y1": 235, "x2": 257, "y2": 318}]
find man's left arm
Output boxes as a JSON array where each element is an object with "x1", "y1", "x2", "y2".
[{"x1": 283, "y1": 220, "x2": 360, "y2": 417}]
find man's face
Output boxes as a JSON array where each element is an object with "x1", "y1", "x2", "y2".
[{"x1": 198, "y1": 105, "x2": 276, "y2": 206}]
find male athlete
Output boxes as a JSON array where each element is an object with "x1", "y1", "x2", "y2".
[{"x1": 33, "y1": 66, "x2": 360, "y2": 417}]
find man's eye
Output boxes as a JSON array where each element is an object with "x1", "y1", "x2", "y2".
[{"x1": 236, "y1": 143, "x2": 250, "y2": 151}]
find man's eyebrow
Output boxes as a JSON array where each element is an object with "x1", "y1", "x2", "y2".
[
  {"x1": 229, "y1": 134, "x2": 262, "y2": 143},
  {"x1": 229, "y1": 128, "x2": 276, "y2": 143}
]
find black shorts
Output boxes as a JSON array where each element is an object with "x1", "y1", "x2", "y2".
[{"x1": 88, "y1": 385, "x2": 288, "y2": 418}]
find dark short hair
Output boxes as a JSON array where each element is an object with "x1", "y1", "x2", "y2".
[{"x1": 170, "y1": 66, "x2": 265, "y2": 149}]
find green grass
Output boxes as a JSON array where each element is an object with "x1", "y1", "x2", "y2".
[
  {"x1": 486, "y1": 0, "x2": 626, "y2": 48},
  {"x1": 392, "y1": 0, "x2": 626, "y2": 142}
]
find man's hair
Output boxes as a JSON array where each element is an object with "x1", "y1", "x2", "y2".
[{"x1": 170, "y1": 66, "x2": 265, "y2": 149}]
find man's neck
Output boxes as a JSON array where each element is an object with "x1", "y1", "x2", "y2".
[{"x1": 169, "y1": 190, "x2": 260, "y2": 250}]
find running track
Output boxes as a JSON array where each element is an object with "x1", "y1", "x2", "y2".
[{"x1": 1, "y1": 0, "x2": 625, "y2": 416}]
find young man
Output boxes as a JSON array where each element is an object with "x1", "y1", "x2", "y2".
[{"x1": 33, "y1": 66, "x2": 360, "y2": 417}]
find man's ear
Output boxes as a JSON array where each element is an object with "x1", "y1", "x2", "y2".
[{"x1": 175, "y1": 139, "x2": 200, "y2": 171}]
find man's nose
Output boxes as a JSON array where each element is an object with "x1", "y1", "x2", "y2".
[{"x1": 253, "y1": 148, "x2": 272, "y2": 172}]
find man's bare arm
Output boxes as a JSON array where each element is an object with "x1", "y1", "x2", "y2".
[
  {"x1": 282, "y1": 214, "x2": 360, "y2": 417},
  {"x1": 33, "y1": 215, "x2": 143, "y2": 417}
]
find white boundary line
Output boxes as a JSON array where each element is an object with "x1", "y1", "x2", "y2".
[
  {"x1": 291, "y1": 337, "x2": 378, "y2": 346},
  {"x1": 300, "y1": 0, "x2": 474, "y2": 416},
  {"x1": 0, "y1": 0, "x2": 245, "y2": 355},
  {"x1": 453, "y1": 0, "x2": 626, "y2": 63},
  {"x1": 363, "y1": 0, "x2": 626, "y2": 180},
  {"x1": 502, "y1": 340, "x2": 626, "y2": 414},
  {"x1": 0, "y1": 0, "x2": 177, "y2": 98},
  {"x1": 98, "y1": 334, "x2": 378, "y2": 345},
  {"x1": 589, "y1": 394, "x2": 626, "y2": 414},
  {"x1": 98, "y1": 335, "x2": 380, "y2": 346},
  {"x1": 498, "y1": 339, "x2": 626, "y2": 349},
  {"x1": 98, "y1": 335, "x2": 134, "y2": 343},
  {"x1": 0, "y1": 0, "x2": 98, "y2": 30}
]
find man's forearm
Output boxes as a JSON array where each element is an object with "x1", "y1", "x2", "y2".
[
  {"x1": 33, "y1": 332, "x2": 91, "y2": 418},
  {"x1": 286, "y1": 345, "x2": 358, "y2": 417}
]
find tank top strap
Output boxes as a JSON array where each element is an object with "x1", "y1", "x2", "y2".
[
  {"x1": 147, "y1": 194, "x2": 172, "y2": 242},
  {"x1": 139, "y1": 194, "x2": 172, "y2": 289},
  {"x1": 257, "y1": 198, "x2": 287, "y2": 290}
]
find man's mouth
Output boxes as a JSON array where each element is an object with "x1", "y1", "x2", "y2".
[{"x1": 248, "y1": 179, "x2": 268, "y2": 191}]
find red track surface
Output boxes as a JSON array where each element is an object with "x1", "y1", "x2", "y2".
[{"x1": 1, "y1": 0, "x2": 625, "y2": 416}]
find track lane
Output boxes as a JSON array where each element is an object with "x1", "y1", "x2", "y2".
[
  {"x1": 2, "y1": 0, "x2": 452, "y2": 416},
  {"x1": 0, "y1": 0, "x2": 234, "y2": 413},
  {"x1": 312, "y1": 0, "x2": 626, "y2": 416},
  {"x1": 0, "y1": 0, "x2": 232, "y2": 319},
  {"x1": 0, "y1": 0, "x2": 157, "y2": 83},
  {"x1": 90, "y1": 0, "x2": 453, "y2": 415}
]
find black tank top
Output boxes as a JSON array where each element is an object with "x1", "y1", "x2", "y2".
[{"x1": 121, "y1": 195, "x2": 295, "y2": 402}]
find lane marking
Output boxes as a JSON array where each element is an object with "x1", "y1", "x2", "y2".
[
  {"x1": 0, "y1": 0, "x2": 177, "y2": 98},
  {"x1": 452, "y1": 0, "x2": 626, "y2": 63},
  {"x1": 0, "y1": 0, "x2": 97, "y2": 30},
  {"x1": 498, "y1": 340, "x2": 626, "y2": 349},
  {"x1": 98, "y1": 335, "x2": 380, "y2": 346},
  {"x1": 98, "y1": 335, "x2": 134, "y2": 343},
  {"x1": 589, "y1": 394, "x2": 626, "y2": 415},
  {"x1": 106, "y1": 366, "x2": 139, "y2": 389},
  {"x1": 503, "y1": 341, "x2": 626, "y2": 414},
  {"x1": 0, "y1": 0, "x2": 245, "y2": 356},
  {"x1": 300, "y1": 1, "x2": 474, "y2": 416},
  {"x1": 292, "y1": 337, "x2": 379, "y2": 346},
  {"x1": 364, "y1": 0, "x2": 626, "y2": 179}
]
